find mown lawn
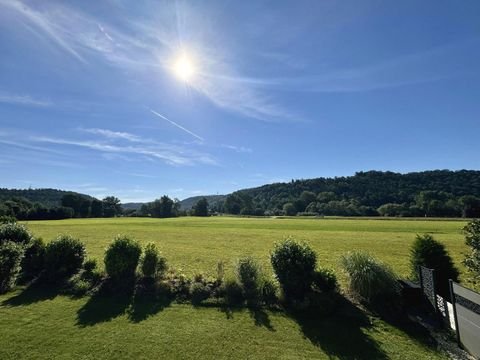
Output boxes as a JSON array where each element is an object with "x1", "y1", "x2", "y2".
[{"x1": 0, "y1": 217, "x2": 467, "y2": 359}]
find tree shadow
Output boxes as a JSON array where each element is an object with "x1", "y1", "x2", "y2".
[
  {"x1": 248, "y1": 307, "x2": 275, "y2": 331},
  {"x1": 76, "y1": 280, "x2": 133, "y2": 327},
  {"x1": 288, "y1": 295, "x2": 389, "y2": 360},
  {"x1": 1, "y1": 281, "x2": 61, "y2": 307},
  {"x1": 127, "y1": 291, "x2": 173, "y2": 323}
]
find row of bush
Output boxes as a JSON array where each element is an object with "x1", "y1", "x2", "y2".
[{"x1": 0, "y1": 218, "x2": 472, "y2": 314}]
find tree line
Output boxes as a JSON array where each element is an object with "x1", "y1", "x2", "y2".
[{"x1": 218, "y1": 170, "x2": 480, "y2": 217}]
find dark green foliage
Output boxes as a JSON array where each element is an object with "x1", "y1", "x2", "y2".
[
  {"x1": 0, "y1": 215, "x2": 16, "y2": 224},
  {"x1": 21, "y1": 237, "x2": 46, "y2": 279},
  {"x1": 312, "y1": 268, "x2": 338, "y2": 292},
  {"x1": 102, "y1": 196, "x2": 123, "y2": 217},
  {"x1": 0, "y1": 241, "x2": 25, "y2": 293},
  {"x1": 189, "y1": 282, "x2": 211, "y2": 305},
  {"x1": 44, "y1": 235, "x2": 86, "y2": 282},
  {"x1": 90, "y1": 199, "x2": 103, "y2": 218},
  {"x1": 410, "y1": 234, "x2": 459, "y2": 297},
  {"x1": 261, "y1": 278, "x2": 278, "y2": 305},
  {"x1": 235, "y1": 256, "x2": 263, "y2": 305},
  {"x1": 0, "y1": 222, "x2": 32, "y2": 246},
  {"x1": 341, "y1": 251, "x2": 400, "y2": 304},
  {"x1": 270, "y1": 237, "x2": 317, "y2": 300},
  {"x1": 222, "y1": 278, "x2": 244, "y2": 305},
  {"x1": 140, "y1": 196, "x2": 179, "y2": 218},
  {"x1": 221, "y1": 170, "x2": 480, "y2": 217},
  {"x1": 104, "y1": 235, "x2": 142, "y2": 281},
  {"x1": 463, "y1": 219, "x2": 480, "y2": 278},
  {"x1": 141, "y1": 243, "x2": 167, "y2": 278},
  {"x1": 83, "y1": 258, "x2": 97, "y2": 274},
  {"x1": 192, "y1": 197, "x2": 209, "y2": 216},
  {"x1": 283, "y1": 203, "x2": 297, "y2": 216}
]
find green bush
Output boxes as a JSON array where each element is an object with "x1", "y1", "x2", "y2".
[
  {"x1": 0, "y1": 223, "x2": 32, "y2": 246},
  {"x1": 83, "y1": 258, "x2": 97, "y2": 274},
  {"x1": 312, "y1": 268, "x2": 338, "y2": 292},
  {"x1": 261, "y1": 278, "x2": 278, "y2": 305},
  {"x1": 66, "y1": 274, "x2": 92, "y2": 297},
  {"x1": 0, "y1": 215, "x2": 16, "y2": 224},
  {"x1": 463, "y1": 220, "x2": 480, "y2": 279},
  {"x1": 410, "y1": 234, "x2": 459, "y2": 297},
  {"x1": 341, "y1": 251, "x2": 399, "y2": 304},
  {"x1": 270, "y1": 237, "x2": 317, "y2": 300},
  {"x1": 21, "y1": 237, "x2": 46, "y2": 279},
  {"x1": 235, "y1": 256, "x2": 263, "y2": 305},
  {"x1": 104, "y1": 235, "x2": 142, "y2": 282},
  {"x1": 190, "y1": 282, "x2": 211, "y2": 305},
  {"x1": 44, "y1": 235, "x2": 86, "y2": 282},
  {"x1": 141, "y1": 243, "x2": 167, "y2": 278},
  {"x1": 222, "y1": 278, "x2": 244, "y2": 305},
  {"x1": 0, "y1": 241, "x2": 25, "y2": 293}
]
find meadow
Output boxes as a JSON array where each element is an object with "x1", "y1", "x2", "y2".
[{"x1": 0, "y1": 217, "x2": 468, "y2": 359}]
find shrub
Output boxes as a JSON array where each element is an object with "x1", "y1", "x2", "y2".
[
  {"x1": 104, "y1": 235, "x2": 142, "y2": 282},
  {"x1": 262, "y1": 278, "x2": 278, "y2": 305},
  {"x1": 270, "y1": 237, "x2": 317, "y2": 300},
  {"x1": 222, "y1": 278, "x2": 244, "y2": 305},
  {"x1": 235, "y1": 256, "x2": 263, "y2": 305},
  {"x1": 463, "y1": 219, "x2": 480, "y2": 279},
  {"x1": 83, "y1": 258, "x2": 97, "y2": 273},
  {"x1": 190, "y1": 282, "x2": 211, "y2": 305},
  {"x1": 312, "y1": 268, "x2": 338, "y2": 292},
  {"x1": 341, "y1": 251, "x2": 399, "y2": 304},
  {"x1": 0, "y1": 215, "x2": 16, "y2": 224},
  {"x1": 0, "y1": 241, "x2": 25, "y2": 293},
  {"x1": 21, "y1": 237, "x2": 46, "y2": 279},
  {"x1": 44, "y1": 235, "x2": 86, "y2": 282},
  {"x1": 410, "y1": 234, "x2": 459, "y2": 297},
  {"x1": 66, "y1": 274, "x2": 92, "y2": 297},
  {"x1": 0, "y1": 223, "x2": 32, "y2": 246},
  {"x1": 141, "y1": 243, "x2": 167, "y2": 279}
]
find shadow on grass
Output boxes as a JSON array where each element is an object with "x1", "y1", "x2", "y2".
[
  {"x1": 76, "y1": 279, "x2": 174, "y2": 326},
  {"x1": 1, "y1": 281, "x2": 61, "y2": 307},
  {"x1": 127, "y1": 291, "x2": 173, "y2": 323},
  {"x1": 288, "y1": 295, "x2": 389, "y2": 360},
  {"x1": 215, "y1": 302, "x2": 276, "y2": 331}
]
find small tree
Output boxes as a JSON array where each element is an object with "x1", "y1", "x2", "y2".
[
  {"x1": 235, "y1": 256, "x2": 263, "y2": 305},
  {"x1": 0, "y1": 241, "x2": 25, "y2": 293},
  {"x1": 44, "y1": 235, "x2": 86, "y2": 282},
  {"x1": 463, "y1": 219, "x2": 480, "y2": 279},
  {"x1": 410, "y1": 234, "x2": 459, "y2": 297},
  {"x1": 104, "y1": 235, "x2": 142, "y2": 282},
  {"x1": 141, "y1": 243, "x2": 167, "y2": 279},
  {"x1": 270, "y1": 237, "x2": 316, "y2": 300},
  {"x1": 193, "y1": 198, "x2": 209, "y2": 217},
  {"x1": 283, "y1": 203, "x2": 297, "y2": 216},
  {"x1": 0, "y1": 223, "x2": 32, "y2": 246}
]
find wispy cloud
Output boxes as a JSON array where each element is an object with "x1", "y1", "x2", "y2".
[
  {"x1": 30, "y1": 134, "x2": 217, "y2": 166},
  {"x1": 220, "y1": 144, "x2": 253, "y2": 153},
  {"x1": 0, "y1": 0, "x2": 298, "y2": 122},
  {"x1": 150, "y1": 109, "x2": 204, "y2": 141},
  {"x1": 0, "y1": 93, "x2": 52, "y2": 107},
  {"x1": 80, "y1": 128, "x2": 141, "y2": 142}
]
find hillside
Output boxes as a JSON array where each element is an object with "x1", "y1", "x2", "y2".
[
  {"x1": 223, "y1": 170, "x2": 480, "y2": 217},
  {"x1": 179, "y1": 195, "x2": 226, "y2": 210},
  {"x1": 0, "y1": 188, "x2": 93, "y2": 207}
]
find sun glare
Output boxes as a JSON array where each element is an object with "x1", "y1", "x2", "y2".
[{"x1": 173, "y1": 54, "x2": 195, "y2": 82}]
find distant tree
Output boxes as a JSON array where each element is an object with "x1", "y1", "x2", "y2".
[
  {"x1": 300, "y1": 191, "x2": 316, "y2": 206},
  {"x1": 317, "y1": 192, "x2": 337, "y2": 203},
  {"x1": 103, "y1": 196, "x2": 122, "y2": 217},
  {"x1": 283, "y1": 203, "x2": 297, "y2": 216},
  {"x1": 193, "y1": 198, "x2": 209, "y2": 217},
  {"x1": 78, "y1": 199, "x2": 91, "y2": 218},
  {"x1": 146, "y1": 196, "x2": 177, "y2": 218},
  {"x1": 61, "y1": 194, "x2": 84, "y2": 217},
  {"x1": 90, "y1": 199, "x2": 103, "y2": 218},
  {"x1": 224, "y1": 194, "x2": 243, "y2": 215},
  {"x1": 460, "y1": 195, "x2": 480, "y2": 218}
]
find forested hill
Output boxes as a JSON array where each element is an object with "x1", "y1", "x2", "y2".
[
  {"x1": 222, "y1": 170, "x2": 480, "y2": 217},
  {"x1": 0, "y1": 188, "x2": 93, "y2": 207}
]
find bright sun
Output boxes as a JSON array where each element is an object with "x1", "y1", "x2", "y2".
[{"x1": 173, "y1": 54, "x2": 195, "y2": 82}]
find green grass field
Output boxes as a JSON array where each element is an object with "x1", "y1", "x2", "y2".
[{"x1": 0, "y1": 217, "x2": 468, "y2": 359}]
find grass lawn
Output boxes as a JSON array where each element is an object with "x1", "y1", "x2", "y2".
[{"x1": 0, "y1": 217, "x2": 468, "y2": 359}]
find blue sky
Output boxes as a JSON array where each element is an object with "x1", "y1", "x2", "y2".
[{"x1": 0, "y1": 0, "x2": 479, "y2": 202}]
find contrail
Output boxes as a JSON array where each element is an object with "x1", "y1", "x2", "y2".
[{"x1": 149, "y1": 109, "x2": 204, "y2": 142}]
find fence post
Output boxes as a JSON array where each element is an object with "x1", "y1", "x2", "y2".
[{"x1": 449, "y1": 279, "x2": 461, "y2": 348}]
